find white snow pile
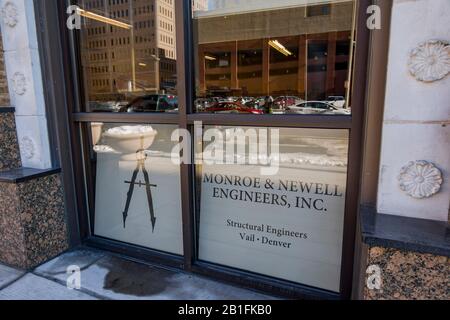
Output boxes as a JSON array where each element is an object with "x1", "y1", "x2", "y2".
[{"x1": 104, "y1": 125, "x2": 156, "y2": 137}]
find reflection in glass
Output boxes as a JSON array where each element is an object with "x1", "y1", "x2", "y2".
[
  {"x1": 194, "y1": 0, "x2": 356, "y2": 115},
  {"x1": 78, "y1": 0, "x2": 181, "y2": 112},
  {"x1": 89, "y1": 123, "x2": 183, "y2": 255},
  {"x1": 197, "y1": 126, "x2": 349, "y2": 292}
]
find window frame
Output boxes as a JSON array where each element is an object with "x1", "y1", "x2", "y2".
[{"x1": 53, "y1": 0, "x2": 371, "y2": 299}]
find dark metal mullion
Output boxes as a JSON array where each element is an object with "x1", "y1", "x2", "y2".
[
  {"x1": 191, "y1": 262, "x2": 341, "y2": 300},
  {"x1": 339, "y1": 0, "x2": 371, "y2": 299},
  {"x1": 68, "y1": 0, "x2": 86, "y2": 114},
  {"x1": 187, "y1": 114, "x2": 352, "y2": 129},
  {"x1": 72, "y1": 112, "x2": 180, "y2": 124},
  {"x1": 33, "y1": 0, "x2": 85, "y2": 246},
  {"x1": 84, "y1": 237, "x2": 185, "y2": 270},
  {"x1": 65, "y1": 0, "x2": 98, "y2": 239},
  {"x1": 79, "y1": 123, "x2": 97, "y2": 235},
  {"x1": 176, "y1": 0, "x2": 195, "y2": 271},
  {"x1": 62, "y1": 0, "x2": 92, "y2": 242}
]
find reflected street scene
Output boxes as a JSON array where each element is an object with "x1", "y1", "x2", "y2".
[
  {"x1": 194, "y1": 0, "x2": 356, "y2": 115},
  {"x1": 78, "y1": 0, "x2": 192, "y2": 112},
  {"x1": 77, "y1": 0, "x2": 355, "y2": 115}
]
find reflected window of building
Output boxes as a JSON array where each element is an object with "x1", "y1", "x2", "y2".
[
  {"x1": 306, "y1": 4, "x2": 331, "y2": 17},
  {"x1": 194, "y1": 0, "x2": 356, "y2": 115},
  {"x1": 78, "y1": 0, "x2": 180, "y2": 113}
]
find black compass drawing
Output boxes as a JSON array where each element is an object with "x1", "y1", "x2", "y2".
[{"x1": 122, "y1": 151, "x2": 158, "y2": 231}]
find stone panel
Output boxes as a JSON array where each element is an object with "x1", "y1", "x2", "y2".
[
  {"x1": 0, "y1": 0, "x2": 52, "y2": 169},
  {"x1": 377, "y1": 0, "x2": 450, "y2": 221}
]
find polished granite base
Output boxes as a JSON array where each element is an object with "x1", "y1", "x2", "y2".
[
  {"x1": 361, "y1": 206, "x2": 449, "y2": 300},
  {"x1": 0, "y1": 108, "x2": 21, "y2": 170},
  {"x1": 364, "y1": 246, "x2": 448, "y2": 300},
  {"x1": 0, "y1": 168, "x2": 68, "y2": 269}
]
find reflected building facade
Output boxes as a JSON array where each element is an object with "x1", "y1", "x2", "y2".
[
  {"x1": 80, "y1": 0, "x2": 207, "y2": 102},
  {"x1": 195, "y1": 1, "x2": 355, "y2": 102}
]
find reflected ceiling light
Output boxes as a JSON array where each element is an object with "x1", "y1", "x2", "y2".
[
  {"x1": 139, "y1": 63, "x2": 147, "y2": 67},
  {"x1": 269, "y1": 40, "x2": 293, "y2": 57},
  {"x1": 204, "y1": 55, "x2": 217, "y2": 61},
  {"x1": 77, "y1": 8, "x2": 133, "y2": 30}
]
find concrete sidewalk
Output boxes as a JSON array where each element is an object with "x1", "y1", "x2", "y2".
[{"x1": 0, "y1": 248, "x2": 277, "y2": 300}]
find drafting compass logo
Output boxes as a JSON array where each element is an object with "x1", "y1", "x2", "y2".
[
  {"x1": 122, "y1": 150, "x2": 157, "y2": 230},
  {"x1": 102, "y1": 125, "x2": 158, "y2": 231}
]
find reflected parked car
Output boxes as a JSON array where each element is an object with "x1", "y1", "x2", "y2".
[
  {"x1": 195, "y1": 98, "x2": 212, "y2": 111},
  {"x1": 274, "y1": 96, "x2": 304, "y2": 110},
  {"x1": 119, "y1": 95, "x2": 178, "y2": 113},
  {"x1": 235, "y1": 97, "x2": 255, "y2": 105},
  {"x1": 205, "y1": 102, "x2": 263, "y2": 114},
  {"x1": 285, "y1": 101, "x2": 351, "y2": 115},
  {"x1": 244, "y1": 100, "x2": 262, "y2": 110},
  {"x1": 326, "y1": 96, "x2": 346, "y2": 108},
  {"x1": 89, "y1": 101, "x2": 126, "y2": 112}
]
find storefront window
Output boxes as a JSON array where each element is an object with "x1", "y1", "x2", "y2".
[
  {"x1": 66, "y1": 0, "x2": 366, "y2": 298},
  {"x1": 197, "y1": 127, "x2": 349, "y2": 292},
  {"x1": 89, "y1": 123, "x2": 183, "y2": 255},
  {"x1": 194, "y1": 0, "x2": 356, "y2": 115},
  {"x1": 78, "y1": 0, "x2": 178, "y2": 113}
]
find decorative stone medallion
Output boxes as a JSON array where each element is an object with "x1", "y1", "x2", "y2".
[
  {"x1": 21, "y1": 136, "x2": 35, "y2": 160},
  {"x1": 1, "y1": 1, "x2": 18, "y2": 28},
  {"x1": 408, "y1": 40, "x2": 450, "y2": 82},
  {"x1": 398, "y1": 161, "x2": 443, "y2": 199},
  {"x1": 11, "y1": 72, "x2": 26, "y2": 96}
]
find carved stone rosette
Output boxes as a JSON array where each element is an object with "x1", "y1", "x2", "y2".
[
  {"x1": 20, "y1": 136, "x2": 36, "y2": 160},
  {"x1": 408, "y1": 40, "x2": 450, "y2": 82},
  {"x1": 398, "y1": 161, "x2": 443, "y2": 199},
  {"x1": 12, "y1": 72, "x2": 26, "y2": 96},
  {"x1": 1, "y1": 1, "x2": 18, "y2": 28}
]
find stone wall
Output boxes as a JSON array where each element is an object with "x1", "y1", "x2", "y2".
[
  {"x1": 376, "y1": 0, "x2": 450, "y2": 222},
  {"x1": 0, "y1": 0, "x2": 52, "y2": 169}
]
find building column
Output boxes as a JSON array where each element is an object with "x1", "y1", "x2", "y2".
[
  {"x1": 325, "y1": 32, "x2": 337, "y2": 96},
  {"x1": 297, "y1": 35, "x2": 307, "y2": 99},
  {"x1": 376, "y1": 0, "x2": 449, "y2": 222},
  {"x1": 0, "y1": 0, "x2": 69, "y2": 269},
  {"x1": 262, "y1": 38, "x2": 270, "y2": 95},
  {"x1": 198, "y1": 46, "x2": 206, "y2": 95},
  {"x1": 230, "y1": 41, "x2": 238, "y2": 90},
  {"x1": 0, "y1": 0, "x2": 52, "y2": 169}
]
